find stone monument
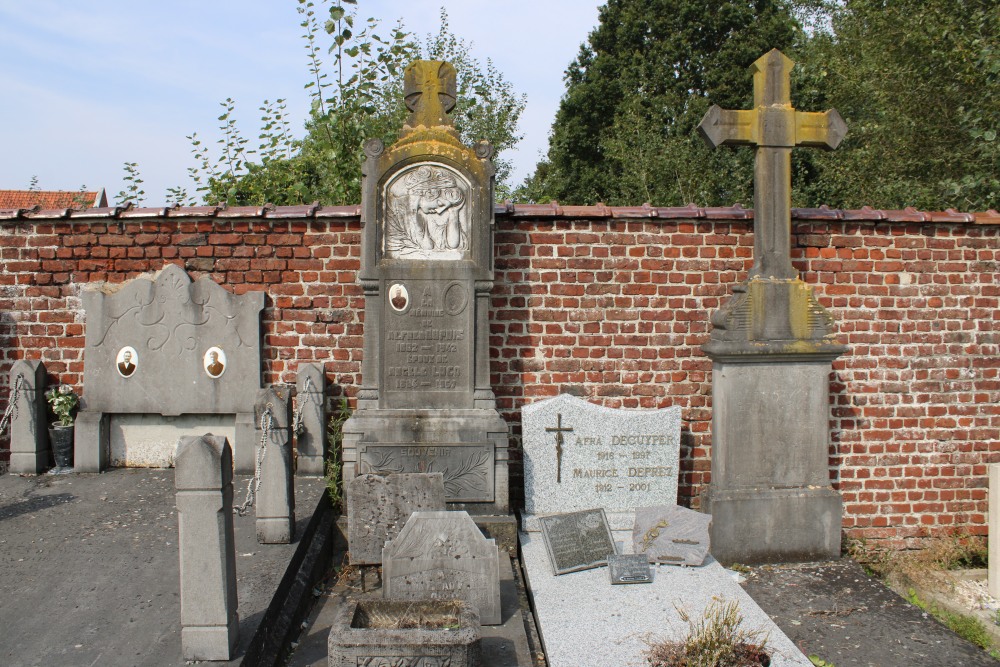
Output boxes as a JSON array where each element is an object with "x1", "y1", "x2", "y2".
[
  {"x1": 697, "y1": 49, "x2": 847, "y2": 564},
  {"x1": 78, "y1": 264, "x2": 264, "y2": 473},
  {"x1": 342, "y1": 60, "x2": 509, "y2": 514},
  {"x1": 521, "y1": 393, "x2": 681, "y2": 530},
  {"x1": 254, "y1": 385, "x2": 295, "y2": 544},
  {"x1": 7, "y1": 360, "x2": 49, "y2": 474},
  {"x1": 294, "y1": 363, "x2": 327, "y2": 475}
]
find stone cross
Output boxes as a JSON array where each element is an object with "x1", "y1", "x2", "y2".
[
  {"x1": 545, "y1": 413, "x2": 573, "y2": 483},
  {"x1": 698, "y1": 49, "x2": 847, "y2": 281},
  {"x1": 403, "y1": 60, "x2": 457, "y2": 128}
]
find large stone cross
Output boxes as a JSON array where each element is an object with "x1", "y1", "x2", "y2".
[
  {"x1": 698, "y1": 49, "x2": 847, "y2": 280},
  {"x1": 403, "y1": 60, "x2": 457, "y2": 128}
]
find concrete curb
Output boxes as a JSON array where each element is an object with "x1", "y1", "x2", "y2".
[{"x1": 242, "y1": 489, "x2": 338, "y2": 667}]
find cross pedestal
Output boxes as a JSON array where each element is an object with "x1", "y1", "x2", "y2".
[{"x1": 697, "y1": 50, "x2": 847, "y2": 564}]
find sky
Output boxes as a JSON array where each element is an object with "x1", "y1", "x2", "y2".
[{"x1": 0, "y1": 0, "x2": 603, "y2": 206}]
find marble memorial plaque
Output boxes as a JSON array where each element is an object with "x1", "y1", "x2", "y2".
[
  {"x1": 382, "y1": 510, "x2": 501, "y2": 625},
  {"x1": 358, "y1": 442, "x2": 494, "y2": 503},
  {"x1": 522, "y1": 393, "x2": 681, "y2": 530},
  {"x1": 608, "y1": 554, "x2": 654, "y2": 585},
  {"x1": 633, "y1": 505, "x2": 712, "y2": 567},
  {"x1": 347, "y1": 473, "x2": 446, "y2": 565},
  {"x1": 538, "y1": 508, "x2": 616, "y2": 576}
]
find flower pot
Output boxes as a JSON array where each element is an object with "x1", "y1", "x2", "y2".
[{"x1": 48, "y1": 424, "x2": 74, "y2": 469}]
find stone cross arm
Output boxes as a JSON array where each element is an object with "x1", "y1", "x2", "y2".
[{"x1": 403, "y1": 60, "x2": 458, "y2": 129}]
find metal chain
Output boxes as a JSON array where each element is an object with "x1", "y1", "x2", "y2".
[
  {"x1": 235, "y1": 405, "x2": 273, "y2": 516},
  {"x1": 291, "y1": 376, "x2": 315, "y2": 436},
  {"x1": 0, "y1": 374, "x2": 25, "y2": 436}
]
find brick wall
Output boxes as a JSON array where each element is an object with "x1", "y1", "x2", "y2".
[{"x1": 0, "y1": 204, "x2": 997, "y2": 549}]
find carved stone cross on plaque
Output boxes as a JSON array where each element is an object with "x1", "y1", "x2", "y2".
[
  {"x1": 545, "y1": 413, "x2": 574, "y2": 484},
  {"x1": 698, "y1": 49, "x2": 847, "y2": 281},
  {"x1": 403, "y1": 60, "x2": 458, "y2": 129}
]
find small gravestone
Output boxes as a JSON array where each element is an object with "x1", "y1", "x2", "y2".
[
  {"x1": 538, "y1": 508, "x2": 616, "y2": 576},
  {"x1": 608, "y1": 554, "x2": 653, "y2": 585},
  {"x1": 632, "y1": 505, "x2": 712, "y2": 567},
  {"x1": 382, "y1": 510, "x2": 501, "y2": 625},
  {"x1": 347, "y1": 472, "x2": 446, "y2": 565},
  {"x1": 7, "y1": 360, "x2": 48, "y2": 474},
  {"x1": 522, "y1": 394, "x2": 681, "y2": 530},
  {"x1": 294, "y1": 363, "x2": 327, "y2": 475}
]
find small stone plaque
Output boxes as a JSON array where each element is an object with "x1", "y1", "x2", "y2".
[
  {"x1": 359, "y1": 442, "x2": 494, "y2": 502},
  {"x1": 632, "y1": 505, "x2": 712, "y2": 567},
  {"x1": 347, "y1": 473, "x2": 446, "y2": 565},
  {"x1": 383, "y1": 510, "x2": 501, "y2": 625},
  {"x1": 608, "y1": 554, "x2": 653, "y2": 585},
  {"x1": 522, "y1": 393, "x2": 681, "y2": 530},
  {"x1": 538, "y1": 508, "x2": 616, "y2": 576}
]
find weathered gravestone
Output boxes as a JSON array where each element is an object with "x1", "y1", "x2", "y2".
[
  {"x1": 78, "y1": 264, "x2": 264, "y2": 473},
  {"x1": 7, "y1": 360, "x2": 49, "y2": 474},
  {"x1": 521, "y1": 393, "x2": 681, "y2": 530},
  {"x1": 341, "y1": 60, "x2": 509, "y2": 514},
  {"x1": 538, "y1": 508, "x2": 616, "y2": 576},
  {"x1": 697, "y1": 49, "x2": 846, "y2": 564},
  {"x1": 632, "y1": 504, "x2": 711, "y2": 567},
  {"x1": 294, "y1": 363, "x2": 327, "y2": 475},
  {"x1": 347, "y1": 472, "x2": 446, "y2": 565},
  {"x1": 383, "y1": 510, "x2": 501, "y2": 625},
  {"x1": 254, "y1": 385, "x2": 295, "y2": 544}
]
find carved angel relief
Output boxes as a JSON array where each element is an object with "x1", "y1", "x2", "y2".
[{"x1": 383, "y1": 163, "x2": 471, "y2": 260}]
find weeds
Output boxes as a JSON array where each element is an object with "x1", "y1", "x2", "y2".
[
  {"x1": 905, "y1": 588, "x2": 993, "y2": 650},
  {"x1": 645, "y1": 600, "x2": 769, "y2": 667},
  {"x1": 325, "y1": 396, "x2": 350, "y2": 509}
]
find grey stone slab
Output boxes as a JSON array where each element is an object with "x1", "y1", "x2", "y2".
[
  {"x1": 383, "y1": 510, "x2": 501, "y2": 625},
  {"x1": 8, "y1": 360, "x2": 49, "y2": 474},
  {"x1": 175, "y1": 434, "x2": 239, "y2": 661},
  {"x1": 359, "y1": 441, "x2": 495, "y2": 503},
  {"x1": 538, "y1": 509, "x2": 615, "y2": 576},
  {"x1": 255, "y1": 386, "x2": 295, "y2": 544},
  {"x1": 520, "y1": 530, "x2": 812, "y2": 667},
  {"x1": 521, "y1": 393, "x2": 680, "y2": 530},
  {"x1": 295, "y1": 363, "x2": 327, "y2": 476},
  {"x1": 633, "y1": 504, "x2": 712, "y2": 567},
  {"x1": 347, "y1": 472, "x2": 446, "y2": 565},
  {"x1": 608, "y1": 553, "x2": 653, "y2": 585}
]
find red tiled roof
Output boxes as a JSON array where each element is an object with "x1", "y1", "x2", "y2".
[{"x1": 0, "y1": 189, "x2": 107, "y2": 210}]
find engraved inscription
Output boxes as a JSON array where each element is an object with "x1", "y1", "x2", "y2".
[
  {"x1": 383, "y1": 163, "x2": 470, "y2": 260},
  {"x1": 361, "y1": 444, "x2": 493, "y2": 502},
  {"x1": 608, "y1": 553, "x2": 653, "y2": 585},
  {"x1": 357, "y1": 658, "x2": 452, "y2": 667},
  {"x1": 539, "y1": 509, "x2": 616, "y2": 575}
]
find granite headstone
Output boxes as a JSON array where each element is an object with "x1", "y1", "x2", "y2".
[
  {"x1": 346, "y1": 472, "x2": 446, "y2": 565},
  {"x1": 522, "y1": 394, "x2": 681, "y2": 530},
  {"x1": 632, "y1": 505, "x2": 712, "y2": 567},
  {"x1": 382, "y1": 510, "x2": 501, "y2": 625},
  {"x1": 538, "y1": 508, "x2": 616, "y2": 576},
  {"x1": 608, "y1": 554, "x2": 654, "y2": 585}
]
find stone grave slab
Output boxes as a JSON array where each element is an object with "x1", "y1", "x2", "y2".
[
  {"x1": 608, "y1": 554, "x2": 653, "y2": 585},
  {"x1": 383, "y1": 510, "x2": 501, "y2": 625},
  {"x1": 633, "y1": 504, "x2": 712, "y2": 567},
  {"x1": 538, "y1": 509, "x2": 615, "y2": 576},
  {"x1": 522, "y1": 393, "x2": 680, "y2": 530},
  {"x1": 347, "y1": 472, "x2": 446, "y2": 565}
]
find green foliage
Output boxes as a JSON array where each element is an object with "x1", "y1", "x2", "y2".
[
  {"x1": 808, "y1": 657, "x2": 835, "y2": 667},
  {"x1": 518, "y1": 0, "x2": 801, "y2": 206},
  {"x1": 189, "y1": 2, "x2": 525, "y2": 206},
  {"x1": 45, "y1": 384, "x2": 79, "y2": 427},
  {"x1": 115, "y1": 161, "x2": 146, "y2": 207},
  {"x1": 791, "y1": 0, "x2": 999, "y2": 210},
  {"x1": 325, "y1": 396, "x2": 350, "y2": 508},
  {"x1": 906, "y1": 588, "x2": 994, "y2": 650},
  {"x1": 27, "y1": 175, "x2": 39, "y2": 192}
]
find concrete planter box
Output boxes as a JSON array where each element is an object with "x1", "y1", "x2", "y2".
[{"x1": 328, "y1": 599, "x2": 482, "y2": 667}]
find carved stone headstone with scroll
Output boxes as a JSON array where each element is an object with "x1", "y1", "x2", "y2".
[
  {"x1": 78, "y1": 264, "x2": 264, "y2": 472},
  {"x1": 342, "y1": 60, "x2": 509, "y2": 514}
]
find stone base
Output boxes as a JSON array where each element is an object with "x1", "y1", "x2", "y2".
[
  {"x1": 9, "y1": 451, "x2": 49, "y2": 475},
  {"x1": 343, "y1": 408, "x2": 509, "y2": 514},
  {"x1": 296, "y1": 454, "x2": 326, "y2": 476},
  {"x1": 181, "y1": 616, "x2": 240, "y2": 661},
  {"x1": 256, "y1": 516, "x2": 294, "y2": 544},
  {"x1": 702, "y1": 486, "x2": 842, "y2": 565}
]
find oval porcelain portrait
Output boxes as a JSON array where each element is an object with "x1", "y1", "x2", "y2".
[
  {"x1": 204, "y1": 347, "x2": 227, "y2": 379},
  {"x1": 116, "y1": 346, "x2": 138, "y2": 378}
]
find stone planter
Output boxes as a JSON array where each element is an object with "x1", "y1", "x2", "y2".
[
  {"x1": 48, "y1": 424, "x2": 74, "y2": 469},
  {"x1": 328, "y1": 599, "x2": 481, "y2": 667}
]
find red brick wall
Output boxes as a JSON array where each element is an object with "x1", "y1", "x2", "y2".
[{"x1": 0, "y1": 206, "x2": 997, "y2": 550}]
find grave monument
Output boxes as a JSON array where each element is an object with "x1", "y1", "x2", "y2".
[
  {"x1": 341, "y1": 60, "x2": 509, "y2": 514},
  {"x1": 697, "y1": 49, "x2": 847, "y2": 564},
  {"x1": 7, "y1": 360, "x2": 49, "y2": 474}
]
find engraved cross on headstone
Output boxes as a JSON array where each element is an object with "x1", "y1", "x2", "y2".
[
  {"x1": 545, "y1": 413, "x2": 574, "y2": 484},
  {"x1": 403, "y1": 60, "x2": 457, "y2": 129},
  {"x1": 698, "y1": 49, "x2": 847, "y2": 281}
]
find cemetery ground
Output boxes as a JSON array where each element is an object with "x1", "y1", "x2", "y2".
[{"x1": 0, "y1": 466, "x2": 997, "y2": 666}]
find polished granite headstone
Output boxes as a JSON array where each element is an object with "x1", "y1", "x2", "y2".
[
  {"x1": 522, "y1": 394, "x2": 680, "y2": 530},
  {"x1": 632, "y1": 504, "x2": 711, "y2": 567},
  {"x1": 382, "y1": 510, "x2": 501, "y2": 625},
  {"x1": 538, "y1": 508, "x2": 616, "y2": 576},
  {"x1": 342, "y1": 60, "x2": 508, "y2": 514},
  {"x1": 346, "y1": 472, "x2": 445, "y2": 565}
]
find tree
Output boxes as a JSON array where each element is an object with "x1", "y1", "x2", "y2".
[
  {"x1": 188, "y1": 2, "x2": 526, "y2": 206},
  {"x1": 791, "y1": 0, "x2": 999, "y2": 210},
  {"x1": 517, "y1": 0, "x2": 802, "y2": 206}
]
